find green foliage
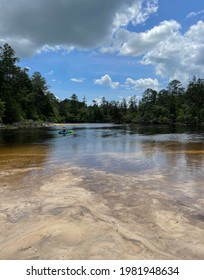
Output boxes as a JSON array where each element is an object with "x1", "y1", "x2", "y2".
[
  {"x1": 0, "y1": 43, "x2": 61, "y2": 124},
  {"x1": 1, "y1": 43, "x2": 204, "y2": 126},
  {"x1": 0, "y1": 99, "x2": 5, "y2": 123}
]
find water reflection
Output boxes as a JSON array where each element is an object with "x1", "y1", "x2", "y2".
[
  {"x1": 0, "y1": 128, "x2": 55, "y2": 146},
  {"x1": 0, "y1": 124, "x2": 204, "y2": 179}
]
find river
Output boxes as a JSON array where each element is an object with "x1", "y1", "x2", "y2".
[{"x1": 0, "y1": 124, "x2": 204, "y2": 259}]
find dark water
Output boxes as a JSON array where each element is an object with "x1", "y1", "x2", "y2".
[{"x1": 1, "y1": 124, "x2": 204, "y2": 181}]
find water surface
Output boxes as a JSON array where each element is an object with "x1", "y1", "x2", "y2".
[{"x1": 0, "y1": 124, "x2": 204, "y2": 259}]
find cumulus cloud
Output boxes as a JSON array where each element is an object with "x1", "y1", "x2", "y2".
[
  {"x1": 94, "y1": 74, "x2": 120, "y2": 89},
  {"x1": 121, "y1": 20, "x2": 181, "y2": 56},
  {"x1": 94, "y1": 75, "x2": 159, "y2": 92},
  {"x1": 2, "y1": 0, "x2": 203, "y2": 85},
  {"x1": 125, "y1": 77, "x2": 159, "y2": 90},
  {"x1": 113, "y1": 0, "x2": 158, "y2": 28},
  {"x1": 101, "y1": 20, "x2": 181, "y2": 56},
  {"x1": 101, "y1": 18, "x2": 204, "y2": 83},
  {"x1": 0, "y1": 0, "x2": 158, "y2": 57},
  {"x1": 142, "y1": 20, "x2": 204, "y2": 82}
]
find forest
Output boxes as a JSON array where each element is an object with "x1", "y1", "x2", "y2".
[{"x1": 1, "y1": 43, "x2": 204, "y2": 126}]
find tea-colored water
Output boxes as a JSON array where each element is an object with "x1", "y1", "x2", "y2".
[{"x1": 0, "y1": 124, "x2": 204, "y2": 259}]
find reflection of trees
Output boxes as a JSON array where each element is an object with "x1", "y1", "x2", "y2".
[{"x1": 0, "y1": 128, "x2": 55, "y2": 145}]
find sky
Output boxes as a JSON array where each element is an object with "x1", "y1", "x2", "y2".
[{"x1": 1, "y1": 0, "x2": 204, "y2": 104}]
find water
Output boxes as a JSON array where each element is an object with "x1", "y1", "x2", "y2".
[
  {"x1": 1, "y1": 122, "x2": 204, "y2": 206},
  {"x1": 1, "y1": 124, "x2": 204, "y2": 259},
  {"x1": 1, "y1": 123, "x2": 204, "y2": 179}
]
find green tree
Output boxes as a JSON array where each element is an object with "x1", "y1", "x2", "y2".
[
  {"x1": 185, "y1": 76, "x2": 204, "y2": 124},
  {"x1": 0, "y1": 43, "x2": 19, "y2": 90},
  {"x1": 167, "y1": 80, "x2": 184, "y2": 123},
  {"x1": 30, "y1": 72, "x2": 51, "y2": 120},
  {"x1": 0, "y1": 43, "x2": 26, "y2": 123},
  {"x1": 0, "y1": 99, "x2": 5, "y2": 123},
  {"x1": 138, "y1": 89, "x2": 157, "y2": 123}
]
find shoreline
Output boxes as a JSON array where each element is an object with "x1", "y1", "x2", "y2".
[
  {"x1": 1, "y1": 121, "x2": 204, "y2": 131},
  {"x1": 0, "y1": 121, "x2": 83, "y2": 130}
]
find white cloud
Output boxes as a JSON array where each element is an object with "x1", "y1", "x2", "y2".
[
  {"x1": 102, "y1": 18, "x2": 204, "y2": 83},
  {"x1": 0, "y1": 0, "x2": 158, "y2": 57},
  {"x1": 94, "y1": 74, "x2": 120, "y2": 89},
  {"x1": 94, "y1": 75, "x2": 159, "y2": 92},
  {"x1": 142, "y1": 20, "x2": 204, "y2": 82},
  {"x1": 121, "y1": 20, "x2": 181, "y2": 56},
  {"x1": 102, "y1": 20, "x2": 181, "y2": 56},
  {"x1": 125, "y1": 77, "x2": 159, "y2": 90},
  {"x1": 186, "y1": 9, "x2": 204, "y2": 19},
  {"x1": 113, "y1": 0, "x2": 158, "y2": 28},
  {"x1": 92, "y1": 96, "x2": 104, "y2": 105},
  {"x1": 70, "y1": 78, "x2": 85, "y2": 83}
]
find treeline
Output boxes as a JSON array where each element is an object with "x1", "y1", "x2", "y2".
[{"x1": 1, "y1": 43, "x2": 204, "y2": 125}]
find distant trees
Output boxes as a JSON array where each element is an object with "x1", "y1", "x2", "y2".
[
  {"x1": 136, "y1": 78, "x2": 204, "y2": 125},
  {"x1": 1, "y1": 43, "x2": 204, "y2": 126}
]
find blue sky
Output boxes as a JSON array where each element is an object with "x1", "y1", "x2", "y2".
[{"x1": 1, "y1": 0, "x2": 204, "y2": 104}]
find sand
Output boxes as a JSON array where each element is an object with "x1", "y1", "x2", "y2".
[{"x1": 0, "y1": 164, "x2": 204, "y2": 260}]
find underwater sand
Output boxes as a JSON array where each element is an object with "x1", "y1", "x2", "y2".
[{"x1": 0, "y1": 159, "x2": 204, "y2": 260}]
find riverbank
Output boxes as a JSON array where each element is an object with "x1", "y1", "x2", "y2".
[
  {"x1": 0, "y1": 121, "x2": 91, "y2": 130},
  {"x1": 1, "y1": 120, "x2": 204, "y2": 133},
  {"x1": 0, "y1": 120, "x2": 51, "y2": 130}
]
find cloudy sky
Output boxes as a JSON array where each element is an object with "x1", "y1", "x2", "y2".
[{"x1": 1, "y1": 0, "x2": 204, "y2": 103}]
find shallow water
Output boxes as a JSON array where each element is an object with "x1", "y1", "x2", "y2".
[{"x1": 0, "y1": 124, "x2": 204, "y2": 259}]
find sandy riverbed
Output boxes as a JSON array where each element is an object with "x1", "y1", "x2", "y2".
[{"x1": 0, "y1": 164, "x2": 204, "y2": 260}]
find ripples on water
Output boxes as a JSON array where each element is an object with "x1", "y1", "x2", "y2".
[{"x1": 1, "y1": 124, "x2": 204, "y2": 177}]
